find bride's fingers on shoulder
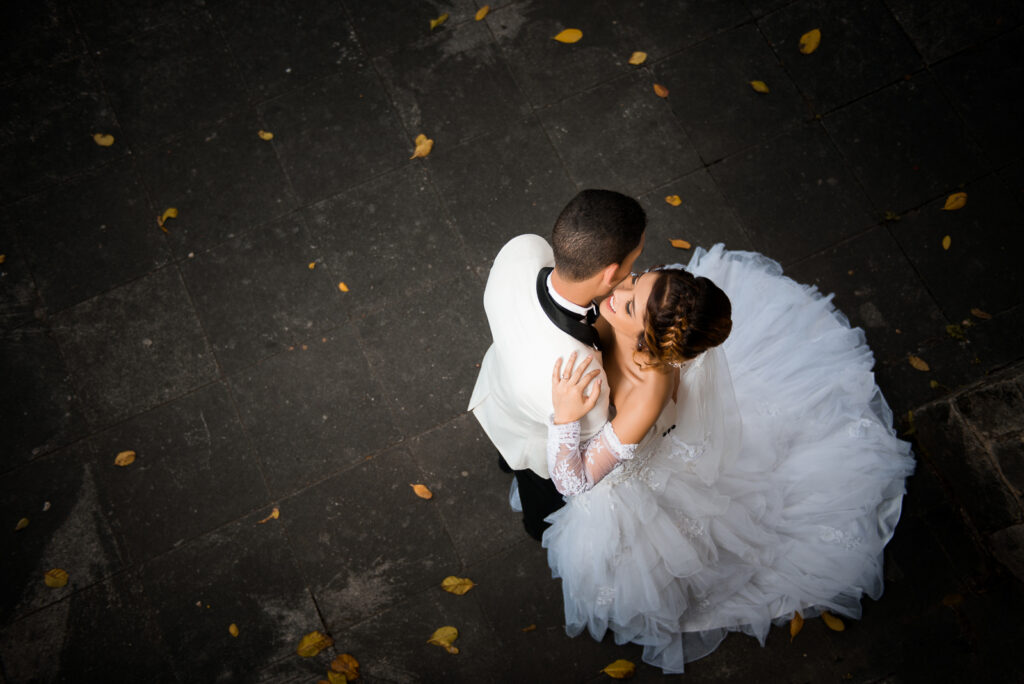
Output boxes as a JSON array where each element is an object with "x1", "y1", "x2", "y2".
[
  {"x1": 584, "y1": 378, "x2": 602, "y2": 409},
  {"x1": 583, "y1": 368, "x2": 601, "y2": 386},
  {"x1": 572, "y1": 354, "x2": 594, "y2": 382},
  {"x1": 552, "y1": 357, "x2": 564, "y2": 383}
]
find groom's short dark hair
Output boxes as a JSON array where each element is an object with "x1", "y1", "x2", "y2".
[{"x1": 552, "y1": 189, "x2": 646, "y2": 281}]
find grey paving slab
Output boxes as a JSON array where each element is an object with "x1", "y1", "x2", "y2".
[
  {"x1": 375, "y1": 18, "x2": 531, "y2": 149},
  {"x1": 279, "y1": 446, "x2": 462, "y2": 631},
  {"x1": 83, "y1": 382, "x2": 268, "y2": 564},
  {"x1": 251, "y1": 656, "x2": 337, "y2": 684},
  {"x1": 605, "y1": 0, "x2": 751, "y2": 62},
  {"x1": 1001, "y1": 157, "x2": 1024, "y2": 208},
  {"x1": 260, "y1": 66, "x2": 410, "y2": 205},
  {"x1": 1, "y1": 323, "x2": 87, "y2": 472},
  {"x1": 71, "y1": 0, "x2": 206, "y2": 50},
  {"x1": 7, "y1": 157, "x2": 169, "y2": 313},
  {"x1": 933, "y1": 25, "x2": 1024, "y2": 168},
  {"x1": 0, "y1": 225, "x2": 42, "y2": 332},
  {"x1": 228, "y1": 324, "x2": 401, "y2": 497},
  {"x1": 136, "y1": 110, "x2": 298, "y2": 260},
  {"x1": 0, "y1": 571, "x2": 177, "y2": 684},
  {"x1": 407, "y1": 414, "x2": 524, "y2": 566},
  {"x1": 50, "y1": 266, "x2": 218, "y2": 429},
  {"x1": 885, "y1": 0, "x2": 1024, "y2": 64},
  {"x1": 139, "y1": 510, "x2": 326, "y2": 684},
  {"x1": 180, "y1": 213, "x2": 347, "y2": 376},
  {"x1": 960, "y1": 304, "x2": 1024, "y2": 374},
  {"x1": 743, "y1": 0, "x2": 797, "y2": 18},
  {"x1": 486, "y1": 0, "x2": 632, "y2": 108},
  {"x1": 654, "y1": 23, "x2": 808, "y2": 163},
  {"x1": 0, "y1": 441, "x2": 127, "y2": 622},
  {"x1": 890, "y1": 173, "x2": 1024, "y2": 320},
  {"x1": 94, "y1": 11, "x2": 248, "y2": 150},
  {"x1": 0, "y1": 58, "x2": 124, "y2": 205},
  {"x1": 759, "y1": 0, "x2": 923, "y2": 114},
  {"x1": 539, "y1": 71, "x2": 702, "y2": 197},
  {"x1": 429, "y1": 116, "x2": 576, "y2": 275},
  {"x1": 210, "y1": 0, "x2": 364, "y2": 102},
  {"x1": 354, "y1": 268, "x2": 489, "y2": 437},
  {"x1": 343, "y1": 0, "x2": 480, "y2": 58},
  {"x1": 824, "y1": 72, "x2": 988, "y2": 214},
  {"x1": 711, "y1": 122, "x2": 874, "y2": 265},
  {"x1": 303, "y1": 164, "x2": 466, "y2": 316},
  {"x1": 0, "y1": 0, "x2": 85, "y2": 78}
]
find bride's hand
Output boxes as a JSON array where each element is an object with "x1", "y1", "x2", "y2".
[{"x1": 552, "y1": 351, "x2": 602, "y2": 425}]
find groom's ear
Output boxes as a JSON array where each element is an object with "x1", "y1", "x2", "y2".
[{"x1": 599, "y1": 262, "x2": 621, "y2": 288}]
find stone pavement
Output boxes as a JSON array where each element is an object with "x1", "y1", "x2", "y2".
[{"x1": 2, "y1": 0, "x2": 1023, "y2": 681}]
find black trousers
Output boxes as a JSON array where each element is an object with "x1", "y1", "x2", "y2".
[{"x1": 501, "y1": 455, "x2": 566, "y2": 541}]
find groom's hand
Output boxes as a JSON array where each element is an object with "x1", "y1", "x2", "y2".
[{"x1": 552, "y1": 352, "x2": 602, "y2": 425}]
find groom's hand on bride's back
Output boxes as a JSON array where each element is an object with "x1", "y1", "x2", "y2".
[{"x1": 552, "y1": 351, "x2": 602, "y2": 425}]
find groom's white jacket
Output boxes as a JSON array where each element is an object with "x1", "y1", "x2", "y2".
[{"x1": 468, "y1": 234, "x2": 610, "y2": 478}]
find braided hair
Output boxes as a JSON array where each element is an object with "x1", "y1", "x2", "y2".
[{"x1": 636, "y1": 268, "x2": 732, "y2": 368}]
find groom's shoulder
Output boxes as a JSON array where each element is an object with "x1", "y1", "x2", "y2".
[{"x1": 492, "y1": 234, "x2": 552, "y2": 272}]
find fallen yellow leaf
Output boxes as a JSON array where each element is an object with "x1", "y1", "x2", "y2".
[
  {"x1": 427, "y1": 625, "x2": 459, "y2": 654},
  {"x1": 338, "y1": 282, "x2": 350, "y2": 292},
  {"x1": 0, "y1": 254, "x2": 5, "y2": 264},
  {"x1": 114, "y1": 450, "x2": 136, "y2": 467},
  {"x1": 93, "y1": 133, "x2": 115, "y2": 147},
  {"x1": 670, "y1": 239, "x2": 692, "y2": 250},
  {"x1": 970, "y1": 308, "x2": 992, "y2": 320},
  {"x1": 430, "y1": 13, "x2": 449, "y2": 30},
  {"x1": 441, "y1": 575, "x2": 476, "y2": 595},
  {"x1": 308, "y1": 262, "x2": 316, "y2": 270},
  {"x1": 410, "y1": 133, "x2": 434, "y2": 159},
  {"x1": 790, "y1": 611, "x2": 803, "y2": 641},
  {"x1": 44, "y1": 568, "x2": 69, "y2": 588},
  {"x1": 750, "y1": 80, "x2": 770, "y2": 93},
  {"x1": 799, "y1": 29, "x2": 821, "y2": 54},
  {"x1": 330, "y1": 653, "x2": 359, "y2": 679},
  {"x1": 326, "y1": 672, "x2": 346, "y2": 684},
  {"x1": 930, "y1": 379, "x2": 940, "y2": 389},
  {"x1": 158, "y1": 207, "x2": 178, "y2": 233},
  {"x1": 258, "y1": 507, "x2": 280, "y2": 524},
  {"x1": 257, "y1": 130, "x2": 274, "y2": 141},
  {"x1": 521, "y1": 624, "x2": 536, "y2": 632},
  {"x1": 296, "y1": 630, "x2": 333, "y2": 657},
  {"x1": 15, "y1": 517, "x2": 29, "y2": 531},
  {"x1": 941, "y1": 192, "x2": 967, "y2": 211},
  {"x1": 653, "y1": 83, "x2": 669, "y2": 98},
  {"x1": 664, "y1": 195, "x2": 682, "y2": 206},
  {"x1": 553, "y1": 28, "x2": 583, "y2": 44},
  {"x1": 411, "y1": 483, "x2": 433, "y2": 499},
  {"x1": 475, "y1": 6, "x2": 489, "y2": 21},
  {"x1": 908, "y1": 355, "x2": 930, "y2": 372},
  {"x1": 821, "y1": 610, "x2": 845, "y2": 631},
  {"x1": 628, "y1": 51, "x2": 647, "y2": 65},
  {"x1": 229, "y1": 623, "x2": 239, "y2": 637},
  {"x1": 942, "y1": 235, "x2": 951, "y2": 250},
  {"x1": 601, "y1": 659, "x2": 636, "y2": 679}
]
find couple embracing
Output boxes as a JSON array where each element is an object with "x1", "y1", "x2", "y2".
[{"x1": 468, "y1": 190, "x2": 914, "y2": 673}]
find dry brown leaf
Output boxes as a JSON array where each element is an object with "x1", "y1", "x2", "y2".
[
  {"x1": 521, "y1": 624, "x2": 536, "y2": 632},
  {"x1": 601, "y1": 659, "x2": 636, "y2": 679},
  {"x1": 0, "y1": 254, "x2": 5, "y2": 264},
  {"x1": 664, "y1": 194, "x2": 682, "y2": 206},
  {"x1": 628, "y1": 51, "x2": 647, "y2": 65},
  {"x1": 941, "y1": 192, "x2": 967, "y2": 211},
  {"x1": 338, "y1": 282, "x2": 349, "y2": 292},
  {"x1": 930, "y1": 380, "x2": 940, "y2": 389},
  {"x1": 653, "y1": 83, "x2": 669, "y2": 98},
  {"x1": 331, "y1": 653, "x2": 360, "y2": 679},
  {"x1": 410, "y1": 133, "x2": 434, "y2": 159},
  {"x1": 327, "y1": 672, "x2": 347, "y2": 684},
  {"x1": 15, "y1": 517, "x2": 29, "y2": 531},
  {"x1": 942, "y1": 235, "x2": 951, "y2": 250},
  {"x1": 908, "y1": 355, "x2": 930, "y2": 372},
  {"x1": 441, "y1": 575, "x2": 476, "y2": 595},
  {"x1": 229, "y1": 623, "x2": 239, "y2": 637},
  {"x1": 970, "y1": 308, "x2": 992, "y2": 320},
  {"x1": 475, "y1": 5, "x2": 489, "y2": 21},
  {"x1": 257, "y1": 130, "x2": 274, "y2": 141},
  {"x1": 430, "y1": 13, "x2": 449, "y2": 30},
  {"x1": 114, "y1": 450, "x2": 136, "y2": 467},
  {"x1": 258, "y1": 507, "x2": 280, "y2": 524},
  {"x1": 670, "y1": 239, "x2": 692, "y2": 250},
  {"x1": 821, "y1": 611, "x2": 845, "y2": 631},
  {"x1": 790, "y1": 612, "x2": 804, "y2": 641},
  {"x1": 44, "y1": 568, "x2": 69, "y2": 588},
  {"x1": 427, "y1": 625, "x2": 459, "y2": 654},
  {"x1": 750, "y1": 80, "x2": 770, "y2": 93},
  {"x1": 93, "y1": 133, "x2": 115, "y2": 147},
  {"x1": 799, "y1": 29, "x2": 821, "y2": 54},
  {"x1": 158, "y1": 207, "x2": 178, "y2": 233},
  {"x1": 553, "y1": 28, "x2": 583, "y2": 43},
  {"x1": 411, "y1": 483, "x2": 433, "y2": 499},
  {"x1": 296, "y1": 630, "x2": 333, "y2": 657}
]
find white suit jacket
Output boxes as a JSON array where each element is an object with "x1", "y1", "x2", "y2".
[{"x1": 468, "y1": 234, "x2": 610, "y2": 478}]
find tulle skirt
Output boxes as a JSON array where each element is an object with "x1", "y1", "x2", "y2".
[{"x1": 541, "y1": 245, "x2": 916, "y2": 673}]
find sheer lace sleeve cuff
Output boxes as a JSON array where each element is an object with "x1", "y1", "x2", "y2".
[{"x1": 546, "y1": 417, "x2": 589, "y2": 497}]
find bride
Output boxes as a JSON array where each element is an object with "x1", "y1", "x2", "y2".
[{"x1": 541, "y1": 245, "x2": 916, "y2": 673}]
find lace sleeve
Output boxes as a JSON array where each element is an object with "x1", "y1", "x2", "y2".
[{"x1": 546, "y1": 418, "x2": 638, "y2": 496}]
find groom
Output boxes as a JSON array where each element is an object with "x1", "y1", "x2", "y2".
[{"x1": 468, "y1": 189, "x2": 646, "y2": 540}]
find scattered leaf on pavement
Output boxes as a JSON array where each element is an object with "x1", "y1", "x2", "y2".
[
  {"x1": 664, "y1": 195, "x2": 682, "y2": 206},
  {"x1": 441, "y1": 576, "x2": 476, "y2": 595},
  {"x1": 653, "y1": 83, "x2": 669, "y2": 98},
  {"x1": 411, "y1": 484, "x2": 433, "y2": 499},
  {"x1": 45, "y1": 568, "x2": 69, "y2": 588},
  {"x1": 601, "y1": 659, "x2": 636, "y2": 679},
  {"x1": 327, "y1": 672, "x2": 347, "y2": 684},
  {"x1": 93, "y1": 133, "x2": 115, "y2": 147},
  {"x1": 941, "y1": 192, "x2": 967, "y2": 211},
  {"x1": 257, "y1": 130, "x2": 274, "y2": 140},
  {"x1": 970, "y1": 308, "x2": 992, "y2": 320},
  {"x1": 942, "y1": 235, "x2": 951, "y2": 250},
  {"x1": 790, "y1": 612, "x2": 803, "y2": 641},
  {"x1": 553, "y1": 28, "x2": 583, "y2": 43},
  {"x1": 229, "y1": 623, "x2": 239, "y2": 637},
  {"x1": 309, "y1": 262, "x2": 316, "y2": 270},
  {"x1": 521, "y1": 624, "x2": 536, "y2": 632},
  {"x1": 331, "y1": 653, "x2": 360, "y2": 678},
  {"x1": 930, "y1": 380, "x2": 940, "y2": 389},
  {"x1": 750, "y1": 80, "x2": 770, "y2": 93},
  {"x1": 670, "y1": 239, "x2": 692, "y2": 250},
  {"x1": 15, "y1": 517, "x2": 29, "y2": 531},
  {"x1": 410, "y1": 133, "x2": 434, "y2": 159},
  {"x1": 430, "y1": 13, "x2": 448, "y2": 30},
  {"x1": 908, "y1": 355, "x2": 930, "y2": 372},
  {"x1": 338, "y1": 282, "x2": 349, "y2": 292},
  {"x1": 258, "y1": 507, "x2": 280, "y2": 524},
  {"x1": 0, "y1": 254, "x2": 5, "y2": 264},
  {"x1": 158, "y1": 207, "x2": 178, "y2": 233},
  {"x1": 628, "y1": 51, "x2": 647, "y2": 65},
  {"x1": 427, "y1": 625, "x2": 459, "y2": 654},
  {"x1": 114, "y1": 450, "x2": 136, "y2": 467},
  {"x1": 475, "y1": 6, "x2": 489, "y2": 21},
  {"x1": 821, "y1": 611, "x2": 845, "y2": 631},
  {"x1": 297, "y1": 630, "x2": 333, "y2": 657},
  {"x1": 799, "y1": 29, "x2": 821, "y2": 54}
]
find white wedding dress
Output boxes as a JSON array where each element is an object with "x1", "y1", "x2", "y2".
[{"x1": 540, "y1": 245, "x2": 916, "y2": 673}]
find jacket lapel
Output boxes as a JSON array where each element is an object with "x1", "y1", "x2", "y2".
[{"x1": 536, "y1": 267, "x2": 602, "y2": 351}]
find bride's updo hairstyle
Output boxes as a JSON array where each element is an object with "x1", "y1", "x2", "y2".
[{"x1": 637, "y1": 268, "x2": 732, "y2": 368}]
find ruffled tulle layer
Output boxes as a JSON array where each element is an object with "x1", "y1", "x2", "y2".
[{"x1": 542, "y1": 245, "x2": 916, "y2": 673}]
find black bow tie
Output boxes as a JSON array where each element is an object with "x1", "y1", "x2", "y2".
[{"x1": 536, "y1": 268, "x2": 602, "y2": 351}]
